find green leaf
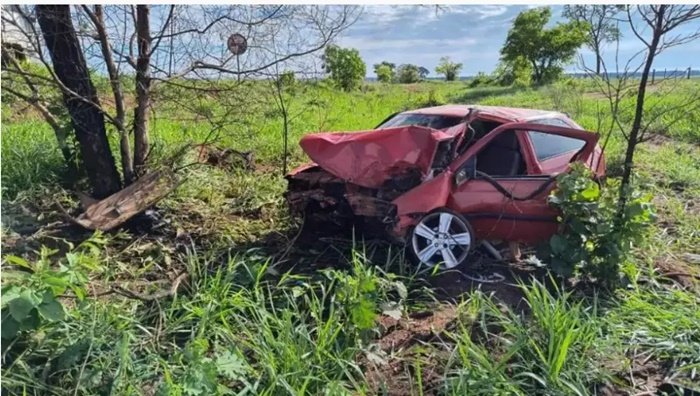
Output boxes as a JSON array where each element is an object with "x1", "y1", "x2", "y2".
[
  {"x1": 4, "y1": 255, "x2": 31, "y2": 270},
  {"x1": 18, "y1": 309, "x2": 40, "y2": 331},
  {"x1": 42, "y1": 275, "x2": 70, "y2": 295},
  {"x1": 549, "y1": 234, "x2": 569, "y2": 255},
  {"x1": 1, "y1": 285, "x2": 22, "y2": 307},
  {"x1": 38, "y1": 298, "x2": 65, "y2": 322},
  {"x1": 9, "y1": 291, "x2": 39, "y2": 321},
  {"x1": 550, "y1": 258, "x2": 574, "y2": 277},
  {"x1": 57, "y1": 341, "x2": 90, "y2": 370},
  {"x1": 1, "y1": 310, "x2": 20, "y2": 339},
  {"x1": 351, "y1": 299, "x2": 376, "y2": 330},
  {"x1": 215, "y1": 350, "x2": 246, "y2": 380},
  {"x1": 580, "y1": 183, "x2": 600, "y2": 200}
]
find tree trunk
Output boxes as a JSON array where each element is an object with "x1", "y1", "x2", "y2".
[
  {"x1": 92, "y1": 5, "x2": 134, "y2": 185},
  {"x1": 36, "y1": 5, "x2": 121, "y2": 198},
  {"x1": 595, "y1": 51, "x2": 602, "y2": 76},
  {"x1": 615, "y1": 6, "x2": 664, "y2": 226},
  {"x1": 133, "y1": 5, "x2": 152, "y2": 177}
]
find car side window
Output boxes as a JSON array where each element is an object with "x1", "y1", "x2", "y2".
[
  {"x1": 527, "y1": 131, "x2": 586, "y2": 161},
  {"x1": 474, "y1": 131, "x2": 527, "y2": 177}
]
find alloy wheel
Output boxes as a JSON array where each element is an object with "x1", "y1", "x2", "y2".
[{"x1": 410, "y1": 210, "x2": 472, "y2": 269}]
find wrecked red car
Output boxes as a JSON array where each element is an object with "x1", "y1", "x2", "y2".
[{"x1": 286, "y1": 105, "x2": 605, "y2": 269}]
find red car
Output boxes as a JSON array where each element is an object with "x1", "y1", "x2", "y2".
[{"x1": 286, "y1": 105, "x2": 605, "y2": 269}]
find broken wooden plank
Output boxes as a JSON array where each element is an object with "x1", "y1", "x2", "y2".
[{"x1": 68, "y1": 169, "x2": 180, "y2": 231}]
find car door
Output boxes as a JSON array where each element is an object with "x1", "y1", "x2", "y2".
[{"x1": 448, "y1": 122, "x2": 599, "y2": 244}]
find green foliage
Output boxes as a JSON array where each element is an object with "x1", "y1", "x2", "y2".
[
  {"x1": 278, "y1": 70, "x2": 297, "y2": 90},
  {"x1": 396, "y1": 64, "x2": 421, "y2": 84},
  {"x1": 546, "y1": 163, "x2": 655, "y2": 287},
  {"x1": 373, "y1": 61, "x2": 396, "y2": 83},
  {"x1": 411, "y1": 89, "x2": 446, "y2": 108},
  {"x1": 468, "y1": 72, "x2": 496, "y2": 88},
  {"x1": 1, "y1": 234, "x2": 105, "y2": 341},
  {"x1": 494, "y1": 56, "x2": 533, "y2": 88},
  {"x1": 418, "y1": 66, "x2": 430, "y2": 79},
  {"x1": 324, "y1": 45, "x2": 366, "y2": 91},
  {"x1": 501, "y1": 7, "x2": 588, "y2": 85},
  {"x1": 435, "y1": 56, "x2": 463, "y2": 81},
  {"x1": 375, "y1": 64, "x2": 394, "y2": 83}
]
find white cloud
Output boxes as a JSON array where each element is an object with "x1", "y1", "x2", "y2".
[
  {"x1": 448, "y1": 5, "x2": 509, "y2": 20},
  {"x1": 356, "y1": 5, "x2": 406, "y2": 27},
  {"x1": 338, "y1": 36, "x2": 478, "y2": 52},
  {"x1": 473, "y1": 5, "x2": 509, "y2": 20}
]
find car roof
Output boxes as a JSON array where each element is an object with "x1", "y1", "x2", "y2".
[{"x1": 402, "y1": 104, "x2": 566, "y2": 122}]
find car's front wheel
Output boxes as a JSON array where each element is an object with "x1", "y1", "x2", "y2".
[{"x1": 408, "y1": 209, "x2": 473, "y2": 270}]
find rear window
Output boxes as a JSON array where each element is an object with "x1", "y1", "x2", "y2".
[
  {"x1": 377, "y1": 113, "x2": 463, "y2": 130},
  {"x1": 527, "y1": 131, "x2": 586, "y2": 161}
]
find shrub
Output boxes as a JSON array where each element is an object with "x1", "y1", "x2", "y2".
[
  {"x1": 468, "y1": 72, "x2": 496, "y2": 88},
  {"x1": 1, "y1": 235, "x2": 106, "y2": 341},
  {"x1": 545, "y1": 163, "x2": 655, "y2": 287}
]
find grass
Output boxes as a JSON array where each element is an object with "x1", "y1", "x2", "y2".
[{"x1": 2, "y1": 77, "x2": 700, "y2": 395}]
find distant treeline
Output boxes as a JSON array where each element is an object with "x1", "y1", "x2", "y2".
[{"x1": 365, "y1": 68, "x2": 700, "y2": 81}]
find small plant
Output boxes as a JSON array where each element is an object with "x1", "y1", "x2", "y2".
[
  {"x1": 1, "y1": 234, "x2": 105, "y2": 340},
  {"x1": 546, "y1": 163, "x2": 656, "y2": 287}
]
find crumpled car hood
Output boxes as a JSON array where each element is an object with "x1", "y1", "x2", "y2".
[{"x1": 298, "y1": 124, "x2": 464, "y2": 189}]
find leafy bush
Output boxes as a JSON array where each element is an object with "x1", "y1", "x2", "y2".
[
  {"x1": 1, "y1": 234, "x2": 105, "y2": 341},
  {"x1": 468, "y1": 72, "x2": 496, "y2": 88},
  {"x1": 545, "y1": 163, "x2": 656, "y2": 287}
]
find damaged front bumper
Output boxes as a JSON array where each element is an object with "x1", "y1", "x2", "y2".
[{"x1": 285, "y1": 165, "x2": 402, "y2": 239}]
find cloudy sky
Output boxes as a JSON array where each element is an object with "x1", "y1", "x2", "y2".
[{"x1": 336, "y1": 5, "x2": 700, "y2": 77}]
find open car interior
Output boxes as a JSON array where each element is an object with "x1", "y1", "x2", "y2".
[{"x1": 475, "y1": 131, "x2": 527, "y2": 177}]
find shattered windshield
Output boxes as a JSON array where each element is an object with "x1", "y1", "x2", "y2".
[{"x1": 377, "y1": 113, "x2": 464, "y2": 130}]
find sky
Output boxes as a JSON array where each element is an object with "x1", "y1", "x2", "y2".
[{"x1": 336, "y1": 5, "x2": 700, "y2": 77}]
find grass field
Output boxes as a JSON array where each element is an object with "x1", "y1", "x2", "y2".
[{"x1": 1, "y1": 78, "x2": 699, "y2": 395}]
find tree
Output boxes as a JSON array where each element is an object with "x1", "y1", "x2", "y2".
[
  {"x1": 435, "y1": 57, "x2": 462, "y2": 81},
  {"x1": 396, "y1": 64, "x2": 421, "y2": 84},
  {"x1": 323, "y1": 45, "x2": 366, "y2": 91},
  {"x1": 133, "y1": 5, "x2": 152, "y2": 178},
  {"x1": 563, "y1": 5, "x2": 624, "y2": 75},
  {"x1": 578, "y1": 6, "x2": 700, "y2": 230},
  {"x1": 500, "y1": 7, "x2": 588, "y2": 85},
  {"x1": 418, "y1": 66, "x2": 429, "y2": 79},
  {"x1": 3, "y1": 5, "x2": 359, "y2": 194},
  {"x1": 36, "y1": 5, "x2": 121, "y2": 198},
  {"x1": 375, "y1": 64, "x2": 394, "y2": 83},
  {"x1": 604, "y1": 6, "x2": 699, "y2": 225}
]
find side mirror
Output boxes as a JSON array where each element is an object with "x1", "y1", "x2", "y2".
[{"x1": 454, "y1": 157, "x2": 477, "y2": 185}]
